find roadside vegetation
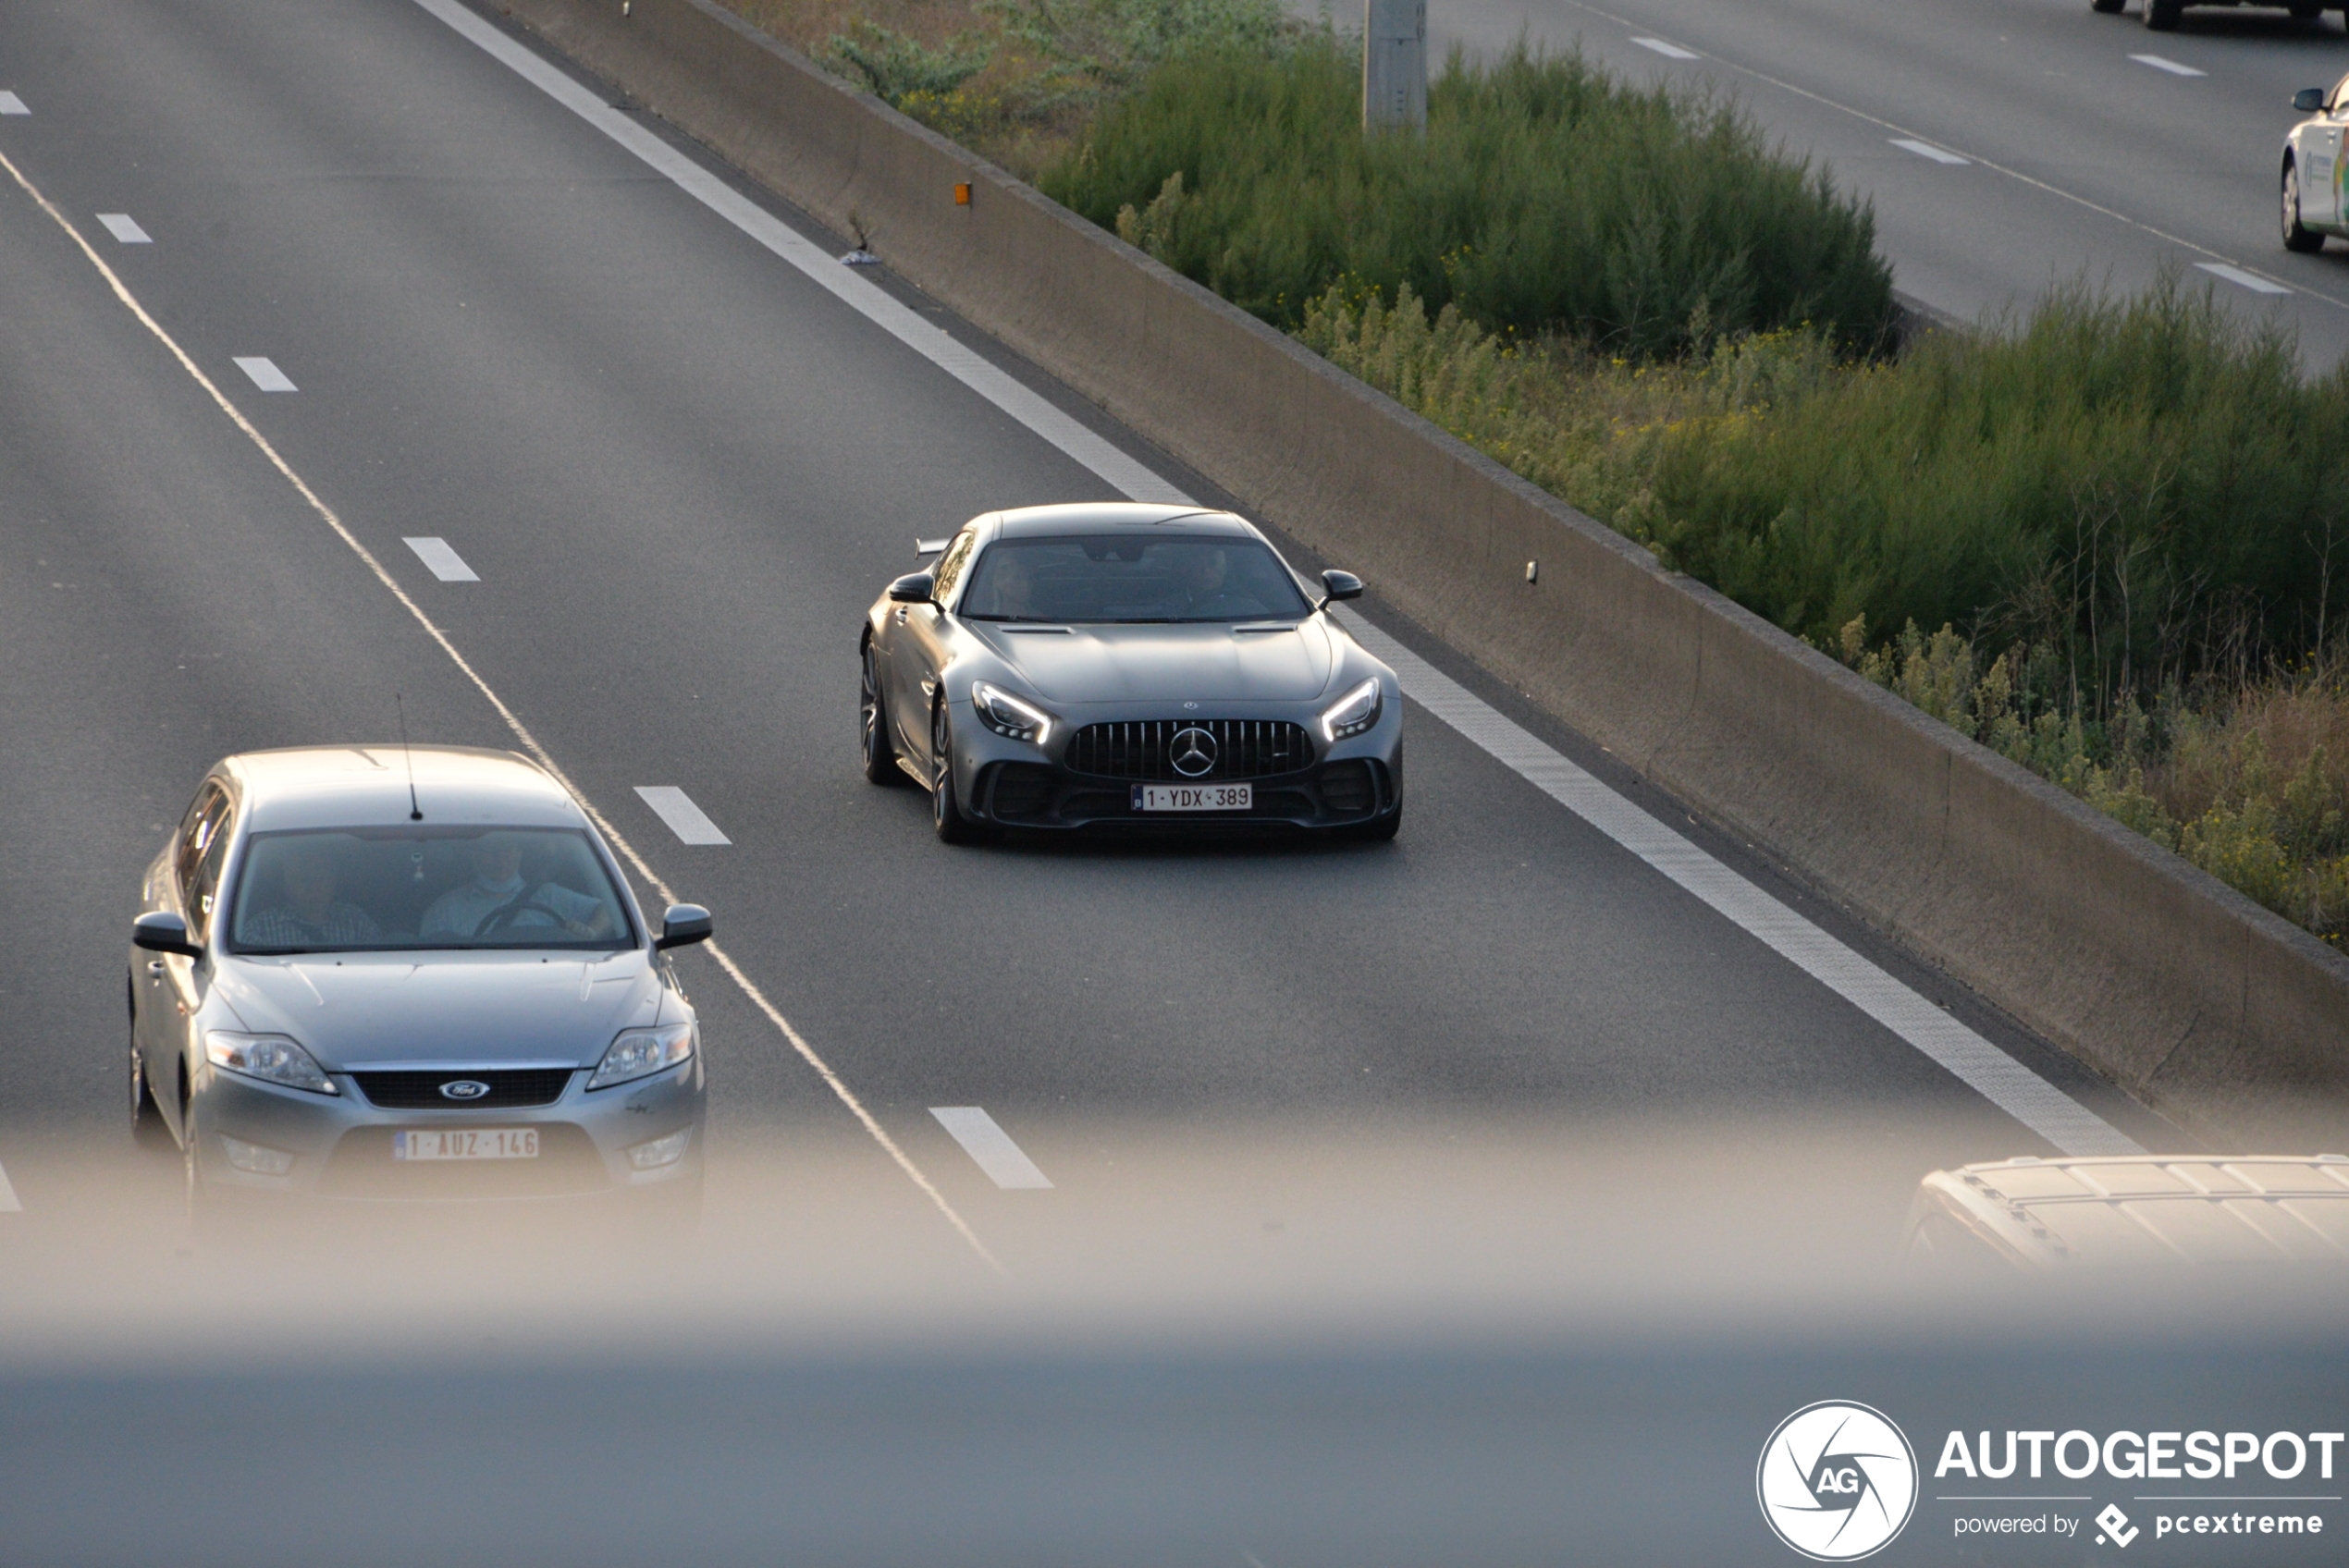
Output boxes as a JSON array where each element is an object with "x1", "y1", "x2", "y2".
[
  {"x1": 719, "y1": 0, "x2": 2349, "y2": 948},
  {"x1": 1301, "y1": 277, "x2": 2349, "y2": 947},
  {"x1": 1041, "y1": 37, "x2": 1893, "y2": 359}
]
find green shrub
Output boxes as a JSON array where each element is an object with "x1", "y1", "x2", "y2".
[
  {"x1": 1648, "y1": 275, "x2": 2349, "y2": 703},
  {"x1": 825, "y1": 19, "x2": 993, "y2": 104},
  {"x1": 1045, "y1": 37, "x2": 1893, "y2": 356}
]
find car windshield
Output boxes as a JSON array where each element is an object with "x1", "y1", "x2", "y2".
[
  {"x1": 958, "y1": 535, "x2": 1311, "y2": 623},
  {"x1": 227, "y1": 827, "x2": 633, "y2": 953}
]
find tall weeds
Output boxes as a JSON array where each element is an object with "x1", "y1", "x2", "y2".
[{"x1": 1045, "y1": 37, "x2": 1893, "y2": 357}]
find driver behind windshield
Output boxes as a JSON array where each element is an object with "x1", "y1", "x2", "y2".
[{"x1": 422, "y1": 834, "x2": 616, "y2": 941}]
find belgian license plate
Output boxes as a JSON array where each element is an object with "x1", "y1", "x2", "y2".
[
  {"x1": 1132, "y1": 782, "x2": 1252, "y2": 812},
  {"x1": 394, "y1": 1128, "x2": 539, "y2": 1162}
]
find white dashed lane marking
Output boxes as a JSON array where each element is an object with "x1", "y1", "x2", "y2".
[
  {"x1": 0, "y1": 1158, "x2": 19, "y2": 1212},
  {"x1": 633, "y1": 786, "x2": 731, "y2": 845},
  {"x1": 97, "y1": 213, "x2": 151, "y2": 243},
  {"x1": 418, "y1": 0, "x2": 2145, "y2": 1159},
  {"x1": 402, "y1": 536, "x2": 479, "y2": 582},
  {"x1": 1630, "y1": 36, "x2": 1699, "y2": 59},
  {"x1": 0, "y1": 92, "x2": 27, "y2": 116},
  {"x1": 1890, "y1": 139, "x2": 1969, "y2": 165},
  {"x1": 2130, "y1": 54, "x2": 2206, "y2": 78},
  {"x1": 2197, "y1": 262, "x2": 2291, "y2": 295},
  {"x1": 930, "y1": 1108, "x2": 1053, "y2": 1189},
  {"x1": 233, "y1": 356, "x2": 296, "y2": 392}
]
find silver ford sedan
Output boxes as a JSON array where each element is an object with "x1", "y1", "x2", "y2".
[
  {"x1": 128, "y1": 746, "x2": 709, "y2": 1213},
  {"x1": 860, "y1": 503, "x2": 1404, "y2": 841}
]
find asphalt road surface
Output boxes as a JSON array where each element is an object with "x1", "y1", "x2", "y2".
[
  {"x1": 1433, "y1": 0, "x2": 2349, "y2": 367},
  {"x1": 0, "y1": 0, "x2": 2177, "y2": 1272}
]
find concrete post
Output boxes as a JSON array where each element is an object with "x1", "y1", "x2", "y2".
[{"x1": 1362, "y1": 0, "x2": 1426, "y2": 132}]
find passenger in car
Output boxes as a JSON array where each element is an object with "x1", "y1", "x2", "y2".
[{"x1": 244, "y1": 839, "x2": 382, "y2": 948}]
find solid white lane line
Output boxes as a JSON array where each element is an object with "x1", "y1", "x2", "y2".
[
  {"x1": 0, "y1": 92, "x2": 26, "y2": 116},
  {"x1": 402, "y1": 535, "x2": 479, "y2": 582},
  {"x1": 0, "y1": 143, "x2": 1000, "y2": 1276},
  {"x1": 410, "y1": 0, "x2": 1187, "y2": 507},
  {"x1": 2129, "y1": 54, "x2": 2206, "y2": 78},
  {"x1": 2196, "y1": 261, "x2": 2292, "y2": 296},
  {"x1": 634, "y1": 786, "x2": 732, "y2": 845},
  {"x1": 1334, "y1": 610, "x2": 2144, "y2": 1158},
  {"x1": 0, "y1": 1158, "x2": 18, "y2": 1213},
  {"x1": 930, "y1": 1108, "x2": 1053, "y2": 1189},
  {"x1": 232, "y1": 356, "x2": 296, "y2": 392},
  {"x1": 1889, "y1": 139, "x2": 1969, "y2": 166},
  {"x1": 97, "y1": 213, "x2": 151, "y2": 244},
  {"x1": 412, "y1": 0, "x2": 2143, "y2": 1153},
  {"x1": 1630, "y1": 36, "x2": 1699, "y2": 59}
]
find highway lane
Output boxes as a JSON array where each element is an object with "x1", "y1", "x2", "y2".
[
  {"x1": 1432, "y1": 0, "x2": 2349, "y2": 365},
  {"x1": 0, "y1": 0, "x2": 2175, "y2": 1259}
]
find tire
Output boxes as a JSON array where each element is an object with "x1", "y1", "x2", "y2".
[
  {"x1": 2142, "y1": 0, "x2": 2181, "y2": 29},
  {"x1": 930, "y1": 701, "x2": 990, "y2": 845},
  {"x1": 2285, "y1": 161, "x2": 2326, "y2": 252},
  {"x1": 2091, "y1": 0, "x2": 2123, "y2": 12},
  {"x1": 860, "y1": 639, "x2": 900, "y2": 785},
  {"x1": 2289, "y1": 2, "x2": 2321, "y2": 17},
  {"x1": 127, "y1": 977, "x2": 172, "y2": 1154}
]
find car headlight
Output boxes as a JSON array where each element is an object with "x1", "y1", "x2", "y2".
[
  {"x1": 971, "y1": 680, "x2": 1055, "y2": 744},
  {"x1": 589, "y1": 1021, "x2": 695, "y2": 1091},
  {"x1": 1320, "y1": 677, "x2": 1384, "y2": 741},
  {"x1": 204, "y1": 1032, "x2": 338, "y2": 1096},
  {"x1": 627, "y1": 1128, "x2": 692, "y2": 1170}
]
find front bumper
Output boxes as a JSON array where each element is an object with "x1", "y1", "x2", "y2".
[
  {"x1": 969, "y1": 753, "x2": 1401, "y2": 830},
  {"x1": 188, "y1": 1055, "x2": 705, "y2": 1206}
]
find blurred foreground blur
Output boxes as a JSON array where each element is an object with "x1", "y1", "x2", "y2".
[{"x1": 2, "y1": 1119, "x2": 2343, "y2": 1566}]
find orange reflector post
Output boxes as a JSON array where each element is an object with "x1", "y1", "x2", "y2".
[{"x1": 953, "y1": 182, "x2": 972, "y2": 205}]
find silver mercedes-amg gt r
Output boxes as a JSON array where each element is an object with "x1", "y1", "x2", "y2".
[{"x1": 860, "y1": 503, "x2": 1403, "y2": 841}]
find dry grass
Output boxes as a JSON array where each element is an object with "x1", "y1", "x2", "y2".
[{"x1": 711, "y1": 0, "x2": 1095, "y2": 177}]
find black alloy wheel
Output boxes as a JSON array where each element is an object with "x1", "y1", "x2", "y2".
[
  {"x1": 2141, "y1": 0, "x2": 2181, "y2": 28},
  {"x1": 2286, "y1": 162, "x2": 2326, "y2": 252},
  {"x1": 861, "y1": 640, "x2": 898, "y2": 784},
  {"x1": 930, "y1": 701, "x2": 989, "y2": 844}
]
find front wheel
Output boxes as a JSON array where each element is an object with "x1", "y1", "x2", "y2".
[
  {"x1": 2090, "y1": 0, "x2": 2123, "y2": 12},
  {"x1": 860, "y1": 640, "x2": 900, "y2": 785},
  {"x1": 930, "y1": 702, "x2": 990, "y2": 845},
  {"x1": 128, "y1": 976, "x2": 173, "y2": 1153},
  {"x1": 2285, "y1": 162, "x2": 2326, "y2": 252},
  {"x1": 2141, "y1": 0, "x2": 2181, "y2": 28}
]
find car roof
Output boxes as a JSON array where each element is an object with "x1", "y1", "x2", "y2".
[
  {"x1": 1922, "y1": 1155, "x2": 2349, "y2": 1268},
  {"x1": 220, "y1": 746, "x2": 588, "y2": 833},
  {"x1": 982, "y1": 503, "x2": 1257, "y2": 541}
]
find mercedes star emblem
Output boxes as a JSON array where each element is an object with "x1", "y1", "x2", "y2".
[{"x1": 1169, "y1": 726, "x2": 1218, "y2": 778}]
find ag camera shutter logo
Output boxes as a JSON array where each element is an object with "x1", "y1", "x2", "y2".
[{"x1": 1757, "y1": 1401, "x2": 1919, "y2": 1561}]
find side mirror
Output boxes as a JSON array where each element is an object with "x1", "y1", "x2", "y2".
[
  {"x1": 887, "y1": 571, "x2": 935, "y2": 605},
  {"x1": 2295, "y1": 87, "x2": 2326, "y2": 113},
  {"x1": 1320, "y1": 569, "x2": 1365, "y2": 603},
  {"x1": 655, "y1": 903, "x2": 714, "y2": 951},
  {"x1": 132, "y1": 911, "x2": 203, "y2": 959}
]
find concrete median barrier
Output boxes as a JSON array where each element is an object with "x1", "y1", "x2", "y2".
[{"x1": 490, "y1": 0, "x2": 2349, "y2": 1147}]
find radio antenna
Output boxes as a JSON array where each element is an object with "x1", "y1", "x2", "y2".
[{"x1": 395, "y1": 693, "x2": 424, "y2": 820}]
